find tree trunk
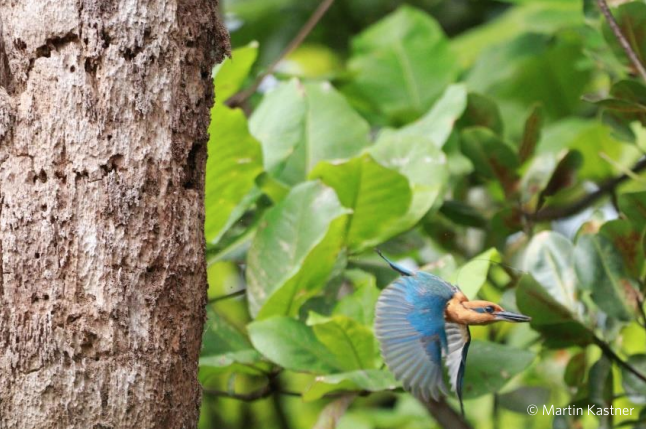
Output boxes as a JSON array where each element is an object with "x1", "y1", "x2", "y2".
[{"x1": 0, "y1": 2, "x2": 229, "y2": 428}]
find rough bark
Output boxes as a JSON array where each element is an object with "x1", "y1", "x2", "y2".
[{"x1": 0, "y1": 1, "x2": 229, "y2": 428}]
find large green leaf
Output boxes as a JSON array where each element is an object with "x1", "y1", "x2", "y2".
[
  {"x1": 462, "y1": 340, "x2": 535, "y2": 399},
  {"x1": 599, "y1": 219, "x2": 646, "y2": 281},
  {"x1": 246, "y1": 181, "x2": 350, "y2": 319},
  {"x1": 249, "y1": 80, "x2": 370, "y2": 185},
  {"x1": 199, "y1": 309, "x2": 261, "y2": 371},
  {"x1": 452, "y1": 2, "x2": 583, "y2": 67},
  {"x1": 334, "y1": 270, "x2": 380, "y2": 327},
  {"x1": 347, "y1": 5, "x2": 459, "y2": 123},
  {"x1": 460, "y1": 127, "x2": 520, "y2": 197},
  {"x1": 602, "y1": 2, "x2": 646, "y2": 74},
  {"x1": 467, "y1": 32, "x2": 592, "y2": 136},
  {"x1": 369, "y1": 136, "x2": 448, "y2": 238},
  {"x1": 303, "y1": 369, "x2": 398, "y2": 401},
  {"x1": 574, "y1": 234, "x2": 637, "y2": 321},
  {"x1": 248, "y1": 316, "x2": 343, "y2": 373},
  {"x1": 516, "y1": 276, "x2": 593, "y2": 348},
  {"x1": 205, "y1": 104, "x2": 264, "y2": 244},
  {"x1": 523, "y1": 231, "x2": 578, "y2": 312},
  {"x1": 622, "y1": 354, "x2": 646, "y2": 405},
  {"x1": 449, "y1": 248, "x2": 501, "y2": 299},
  {"x1": 307, "y1": 313, "x2": 378, "y2": 371},
  {"x1": 376, "y1": 84, "x2": 468, "y2": 148},
  {"x1": 618, "y1": 191, "x2": 646, "y2": 229},
  {"x1": 213, "y1": 41, "x2": 259, "y2": 100},
  {"x1": 310, "y1": 154, "x2": 411, "y2": 253},
  {"x1": 537, "y1": 119, "x2": 641, "y2": 181}
]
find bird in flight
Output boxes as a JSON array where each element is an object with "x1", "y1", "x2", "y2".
[{"x1": 374, "y1": 250, "x2": 531, "y2": 415}]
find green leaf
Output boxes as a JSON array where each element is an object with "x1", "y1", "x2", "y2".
[
  {"x1": 524, "y1": 231, "x2": 578, "y2": 312},
  {"x1": 310, "y1": 154, "x2": 411, "y2": 253},
  {"x1": 250, "y1": 80, "x2": 370, "y2": 185},
  {"x1": 377, "y1": 84, "x2": 468, "y2": 148},
  {"x1": 307, "y1": 313, "x2": 378, "y2": 371},
  {"x1": 457, "y1": 92, "x2": 504, "y2": 136},
  {"x1": 199, "y1": 309, "x2": 261, "y2": 371},
  {"x1": 516, "y1": 276, "x2": 593, "y2": 347},
  {"x1": 205, "y1": 104, "x2": 264, "y2": 244},
  {"x1": 369, "y1": 136, "x2": 449, "y2": 238},
  {"x1": 564, "y1": 352, "x2": 587, "y2": 388},
  {"x1": 334, "y1": 270, "x2": 380, "y2": 327},
  {"x1": 618, "y1": 191, "x2": 646, "y2": 229},
  {"x1": 584, "y1": 80, "x2": 646, "y2": 139},
  {"x1": 599, "y1": 219, "x2": 645, "y2": 280},
  {"x1": 452, "y1": 2, "x2": 583, "y2": 68},
  {"x1": 498, "y1": 387, "x2": 550, "y2": 414},
  {"x1": 246, "y1": 181, "x2": 350, "y2": 319},
  {"x1": 467, "y1": 32, "x2": 592, "y2": 135},
  {"x1": 602, "y1": 2, "x2": 646, "y2": 74},
  {"x1": 347, "y1": 5, "x2": 459, "y2": 123},
  {"x1": 462, "y1": 340, "x2": 535, "y2": 399},
  {"x1": 574, "y1": 234, "x2": 637, "y2": 321},
  {"x1": 622, "y1": 354, "x2": 646, "y2": 405},
  {"x1": 213, "y1": 41, "x2": 259, "y2": 100},
  {"x1": 303, "y1": 369, "x2": 398, "y2": 402},
  {"x1": 449, "y1": 248, "x2": 500, "y2": 299},
  {"x1": 518, "y1": 104, "x2": 543, "y2": 163},
  {"x1": 248, "y1": 316, "x2": 343, "y2": 373},
  {"x1": 460, "y1": 127, "x2": 520, "y2": 197},
  {"x1": 439, "y1": 200, "x2": 488, "y2": 229}
]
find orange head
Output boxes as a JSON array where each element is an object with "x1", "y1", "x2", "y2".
[{"x1": 445, "y1": 294, "x2": 531, "y2": 326}]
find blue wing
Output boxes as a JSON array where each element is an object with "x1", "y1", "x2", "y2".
[{"x1": 375, "y1": 270, "x2": 458, "y2": 402}]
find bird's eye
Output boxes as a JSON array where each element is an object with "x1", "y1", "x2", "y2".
[{"x1": 485, "y1": 306, "x2": 495, "y2": 313}]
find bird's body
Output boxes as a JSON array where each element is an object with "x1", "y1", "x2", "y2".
[{"x1": 374, "y1": 251, "x2": 530, "y2": 415}]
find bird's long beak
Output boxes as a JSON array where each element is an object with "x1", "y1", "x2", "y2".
[{"x1": 494, "y1": 311, "x2": 531, "y2": 322}]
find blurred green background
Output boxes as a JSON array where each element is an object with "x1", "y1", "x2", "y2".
[{"x1": 201, "y1": 0, "x2": 646, "y2": 428}]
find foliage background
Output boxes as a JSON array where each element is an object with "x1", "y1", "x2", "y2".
[{"x1": 201, "y1": 0, "x2": 646, "y2": 428}]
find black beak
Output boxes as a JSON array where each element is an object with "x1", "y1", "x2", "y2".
[{"x1": 495, "y1": 311, "x2": 531, "y2": 322}]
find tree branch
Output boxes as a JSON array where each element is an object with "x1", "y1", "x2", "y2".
[
  {"x1": 593, "y1": 335, "x2": 646, "y2": 384},
  {"x1": 597, "y1": 0, "x2": 646, "y2": 82},
  {"x1": 226, "y1": 0, "x2": 335, "y2": 108},
  {"x1": 423, "y1": 397, "x2": 473, "y2": 429},
  {"x1": 528, "y1": 157, "x2": 646, "y2": 222},
  {"x1": 208, "y1": 289, "x2": 246, "y2": 303}
]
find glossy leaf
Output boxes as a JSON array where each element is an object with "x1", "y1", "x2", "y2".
[
  {"x1": 213, "y1": 41, "x2": 259, "y2": 100},
  {"x1": 248, "y1": 317, "x2": 344, "y2": 373},
  {"x1": 574, "y1": 234, "x2": 637, "y2": 321},
  {"x1": 310, "y1": 154, "x2": 411, "y2": 253},
  {"x1": 304, "y1": 369, "x2": 398, "y2": 402},
  {"x1": 377, "y1": 84, "x2": 468, "y2": 148},
  {"x1": 200, "y1": 309, "x2": 261, "y2": 371},
  {"x1": 449, "y1": 248, "x2": 500, "y2": 300},
  {"x1": 246, "y1": 181, "x2": 350, "y2": 318},
  {"x1": 334, "y1": 270, "x2": 380, "y2": 327},
  {"x1": 250, "y1": 80, "x2": 370, "y2": 185},
  {"x1": 462, "y1": 340, "x2": 535, "y2": 399},
  {"x1": 457, "y1": 92, "x2": 504, "y2": 136},
  {"x1": 599, "y1": 219, "x2": 645, "y2": 280},
  {"x1": 308, "y1": 313, "x2": 378, "y2": 371},
  {"x1": 622, "y1": 354, "x2": 646, "y2": 405},
  {"x1": 516, "y1": 276, "x2": 593, "y2": 348},
  {"x1": 602, "y1": 2, "x2": 646, "y2": 74},
  {"x1": 347, "y1": 5, "x2": 459, "y2": 123},
  {"x1": 618, "y1": 191, "x2": 646, "y2": 229},
  {"x1": 524, "y1": 231, "x2": 578, "y2": 311},
  {"x1": 205, "y1": 104, "x2": 264, "y2": 244},
  {"x1": 518, "y1": 104, "x2": 542, "y2": 163},
  {"x1": 460, "y1": 127, "x2": 520, "y2": 197}
]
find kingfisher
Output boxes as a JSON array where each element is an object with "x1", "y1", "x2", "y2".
[{"x1": 374, "y1": 251, "x2": 531, "y2": 415}]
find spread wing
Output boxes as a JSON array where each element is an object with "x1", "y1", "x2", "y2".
[
  {"x1": 444, "y1": 322, "x2": 471, "y2": 415},
  {"x1": 375, "y1": 271, "x2": 457, "y2": 402}
]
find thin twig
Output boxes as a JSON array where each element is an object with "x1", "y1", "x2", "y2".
[
  {"x1": 529, "y1": 157, "x2": 646, "y2": 222},
  {"x1": 208, "y1": 289, "x2": 246, "y2": 303},
  {"x1": 593, "y1": 335, "x2": 646, "y2": 384},
  {"x1": 597, "y1": 0, "x2": 646, "y2": 82},
  {"x1": 226, "y1": 0, "x2": 335, "y2": 108}
]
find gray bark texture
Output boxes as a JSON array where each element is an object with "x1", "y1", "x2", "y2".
[{"x1": 0, "y1": 1, "x2": 230, "y2": 428}]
